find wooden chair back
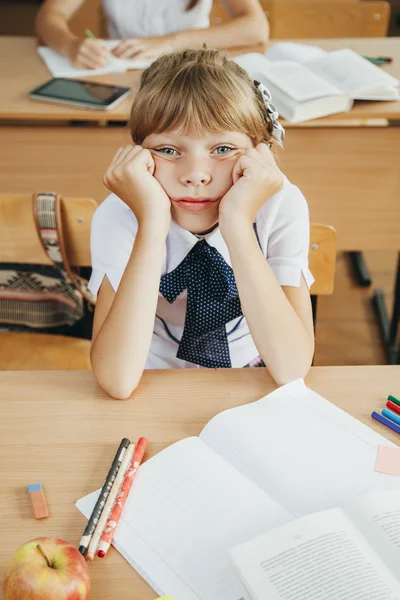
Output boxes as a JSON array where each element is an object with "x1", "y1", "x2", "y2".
[
  {"x1": 0, "y1": 194, "x2": 97, "y2": 267},
  {"x1": 210, "y1": 1, "x2": 390, "y2": 37},
  {"x1": 309, "y1": 223, "x2": 336, "y2": 295}
]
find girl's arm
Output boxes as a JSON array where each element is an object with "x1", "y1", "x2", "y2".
[
  {"x1": 90, "y1": 223, "x2": 167, "y2": 400},
  {"x1": 90, "y1": 145, "x2": 171, "y2": 399},
  {"x1": 224, "y1": 223, "x2": 314, "y2": 385},
  {"x1": 35, "y1": 0, "x2": 109, "y2": 68},
  {"x1": 173, "y1": 0, "x2": 269, "y2": 49},
  {"x1": 113, "y1": 0, "x2": 268, "y2": 59}
]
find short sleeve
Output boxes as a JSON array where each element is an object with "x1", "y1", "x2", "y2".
[
  {"x1": 88, "y1": 194, "x2": 138, "y2": 294},
  {"x1": 256, "y1": 180, "x2": 315, "y2": 289}
]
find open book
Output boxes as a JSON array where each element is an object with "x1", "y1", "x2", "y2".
[
  {"x1": 76, "y1": 379, "x2": 400, "y2": 600},
  {"x1": 235, "y1": 45, "x2": 399, "y2": 123},
  {"x1": 37, "y1": 41, "x2": 151, "y2": 79},
  {"x1": 231, "y1": 490, "x2": 400, "y2": 600}
]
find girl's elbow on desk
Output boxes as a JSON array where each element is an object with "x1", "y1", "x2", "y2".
[{"x1": 90, "y1": 354, "x2": 142, "y2": 400}]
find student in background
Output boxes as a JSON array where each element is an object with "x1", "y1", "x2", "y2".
[
  {"x1": 35, "y1": 0, "x2": 269, "y2": 69},
  {"x1": 88, "y1": 48, "x2": 315, "y2": 399}
]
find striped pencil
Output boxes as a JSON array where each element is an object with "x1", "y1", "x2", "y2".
[
  {"x1": 79, "y1": 438, "x2": 130, "y2": 555},
  {"x1": 97, "y1": 437, "x2": 148, "y2": 558},
  {"x1": 86, "y1": 443, "x2": 135, "y2": 561}
]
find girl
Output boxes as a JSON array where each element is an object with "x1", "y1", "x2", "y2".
[
  {"x1": 89, "y1": 48, "x2": 315, "y2": 399},
  {"x1": 35, "y1": 0, "x2": 268, "y2": 69}
]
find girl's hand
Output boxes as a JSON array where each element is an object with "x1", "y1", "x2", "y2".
[
  {"x1": 68, "y1": 38, "x2": 110, "y2": 69},
  {"x1": 219, "y1": 144, "x2": 284, "y2": 237},
  {"x1": 103, "y1": 145, "x2": 171, "y2": 231},
  {"x1": 112, "y1": 36, "x2": 174, "y2": 61}
]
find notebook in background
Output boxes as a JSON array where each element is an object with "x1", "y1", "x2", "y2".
[
  {"x1": 76, "y1": 380, "x2": 400, "y2": 600},
  {"x1": 37, "y1": 41, "x2": 151, "y2": 78}
]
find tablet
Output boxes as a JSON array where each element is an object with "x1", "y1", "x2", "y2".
[{"x1": 29, "y1": 78, "x2": 131, "y2": 110}]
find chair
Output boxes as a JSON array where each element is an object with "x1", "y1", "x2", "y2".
[
  {"x1": 210, "y1": 1, "x2": 390, "y2": 37},
  {"x1": 0, "y1": 194, "x2": 97, "y2": 370},
  {"x1": 308, "y1": 223, "x2": 336, "y2": 342}
]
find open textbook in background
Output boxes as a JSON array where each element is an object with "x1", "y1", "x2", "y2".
[
  {"x1": 235, "y1": 43, "x2": 399, "y2": 123},
  {"x1": 231, "y1": 491, "x2": 400, "y2": 600},
  {"x1": 76, "y1": 379, "x2": 400, "y2": 600},
  {"x1": 37, "y1": 40, "x2": 151, "y2": 78}
]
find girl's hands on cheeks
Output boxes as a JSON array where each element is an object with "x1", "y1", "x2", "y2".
[
  {"x1": 103, "y1": 145, "x2": 171, "y2": 234},
  {"x1": 219, "y1": 143, "x2": 284, "y2": 240}
]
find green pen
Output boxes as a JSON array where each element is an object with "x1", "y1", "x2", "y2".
[
  {"x1": 388, "y1": 394, "x2": 400, "y2": 407},
  {"x1": 84, "y1": 28, "x2": 98, "y2": 41}
]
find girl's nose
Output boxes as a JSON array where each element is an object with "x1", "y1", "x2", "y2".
[{"x1": 180, "y1": 171, "x2": 211, "y2": 186}]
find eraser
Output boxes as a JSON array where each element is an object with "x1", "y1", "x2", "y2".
[{"x1": 28, "y1": 483, "x2": 49, "y2": 519}]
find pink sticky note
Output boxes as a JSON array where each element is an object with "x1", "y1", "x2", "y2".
[{"x1": 375, "y1": 445, "x2": 400, "y2": 477}]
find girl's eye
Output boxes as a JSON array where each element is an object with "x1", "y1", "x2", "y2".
[
  {"x1": 214, "y1": 145, "x2": 235, "y2": 155},
  {"x1": 155, "y1": 147, "x2": 178, "y2": 156}
]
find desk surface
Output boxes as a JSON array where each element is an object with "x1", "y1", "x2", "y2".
[
  {"x1": 1, "y1": 36, "x2": 399, "y2": 123},
  {"x1": 0, "y1": 366, "x2": 399, "y2": 599}
]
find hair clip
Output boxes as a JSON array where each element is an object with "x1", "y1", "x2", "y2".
[{"x1": 254, "y1": 80, "x2": 285, "y2": 145}]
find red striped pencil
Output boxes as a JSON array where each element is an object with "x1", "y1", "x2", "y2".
[{"x1": 97, "y1": 437, "x2": 148, "y2": 558}]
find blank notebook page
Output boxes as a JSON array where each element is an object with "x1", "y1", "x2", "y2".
[{"x1": 200, "y1": 379, "x2": 400, "y2": 518}]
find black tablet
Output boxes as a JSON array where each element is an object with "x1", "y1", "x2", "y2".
[{"x1": 29, "y1": 78, "x2": 131, "y2": 110}]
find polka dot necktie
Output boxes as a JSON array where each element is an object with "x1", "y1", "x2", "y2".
[{"x1": 159, "y1": 240, "x2": 243, "y2": 368}]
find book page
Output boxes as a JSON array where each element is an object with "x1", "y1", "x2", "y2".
[
  {"x1": 200, "y1": 379, "x2": 400, "y2": 518},
  {"x1": 265, "y1": 42, "x2": 328, "y2": 64},
  {"x1": 344, "y1": 490, "x2": 400, "y2": 579},
  {"x1": 235, "y1": 53, "x2": 342, "y2": 101},
  {"x1": 230, "y1": 508, "x2": 400, "y2": 600},
  {"x1": 76, "y1": 437, "x2": 291, "y2": 600},
  {"x1": 305, "y1": 49, "x2": 399, "y2": 97}
]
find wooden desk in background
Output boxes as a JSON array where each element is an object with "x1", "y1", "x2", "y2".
[{"x1": 0, "y1": 366, "x2": 399, "y2": 599}]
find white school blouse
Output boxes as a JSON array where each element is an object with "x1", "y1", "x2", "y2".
[
  {"x1": 102, "y1": 0, "x2": 213, "y2": 40},
  {"x1": 88, "y1": 177, "x2": 314, "y2": 369}
]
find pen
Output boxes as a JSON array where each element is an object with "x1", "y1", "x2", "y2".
[
  {"x1": 363, "y1": 56, "x2": 393, "y2": 66},
  {"x1": 388, "y1": 394, "x2": 400, "y2": 407},
  {"x1": 371, "y1": 411, "x2": 400, "y2": 435},
  {"x1": 84, "y1": 28, "x2": 98, "y2": 41},
  {"x1": 382, "y1": 408, "x2": 400, "y2": 426},
  {"x1": 78, "y1": 438, "x2": 131, "y2": 555},
  {"x1": 86, "y1": 443, "x2": 135, "y2": 560},
  {"x1": 98, "y1": 437, "x2": 148, "y2": 558},
  {"x1": 386, "y1": 400, "x2": 400, "y2": 416}
]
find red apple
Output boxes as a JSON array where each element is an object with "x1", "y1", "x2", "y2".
[{"x1": 3, "y1": 538, "x2": 91, "y2": 600}]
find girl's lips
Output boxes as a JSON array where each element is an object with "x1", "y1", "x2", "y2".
[{"x1": 173, "y1": 198, "x2": 219, "y2": 212}]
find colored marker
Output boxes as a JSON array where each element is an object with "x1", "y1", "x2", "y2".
[
  {"x1": 387, "y1": 401, "x2": 400, "y2": 416},
  {"x1": 371, "y1": 411, "x2": 400, "y2": 435},
  {"x1": 363, "y1": 56, "x2": 393, "y2": 65},
  {"x1": 382, "y1": 408, "x2": 400, "y2": 426},
  {"x1": 388, "y1": 394, "x2": 400, "y2": 407}
]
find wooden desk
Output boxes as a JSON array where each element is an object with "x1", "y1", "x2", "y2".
[
  {"x1": 0, "y1": 36, "x2": 399, "y2": 250},
  {"x1": 0, "y1": 366, "x2": 399, "y2": 599}
]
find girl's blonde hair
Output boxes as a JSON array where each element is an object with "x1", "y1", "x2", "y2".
[{"x1": 129, "y1": 48, "x2": 274, "y2": 146}]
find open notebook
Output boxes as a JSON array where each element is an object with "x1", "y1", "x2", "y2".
[
  {"x1": 235, "y1": 45, "x2": 399, "y2": 123},
  {"x1": 76, "y1": 379, "x2": 400, "y2": 600},
  {"x1": 37, "y1": 41, "x2": 151, "y2": 78}
]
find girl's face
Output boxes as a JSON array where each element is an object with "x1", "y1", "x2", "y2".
[{"x1": 142, "y1": 127, "x2": 254, "y2": 234}]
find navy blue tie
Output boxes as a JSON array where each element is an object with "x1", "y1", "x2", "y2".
[{"x1": 159, "y1": 240, "x2": 243, "y2": 368}]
